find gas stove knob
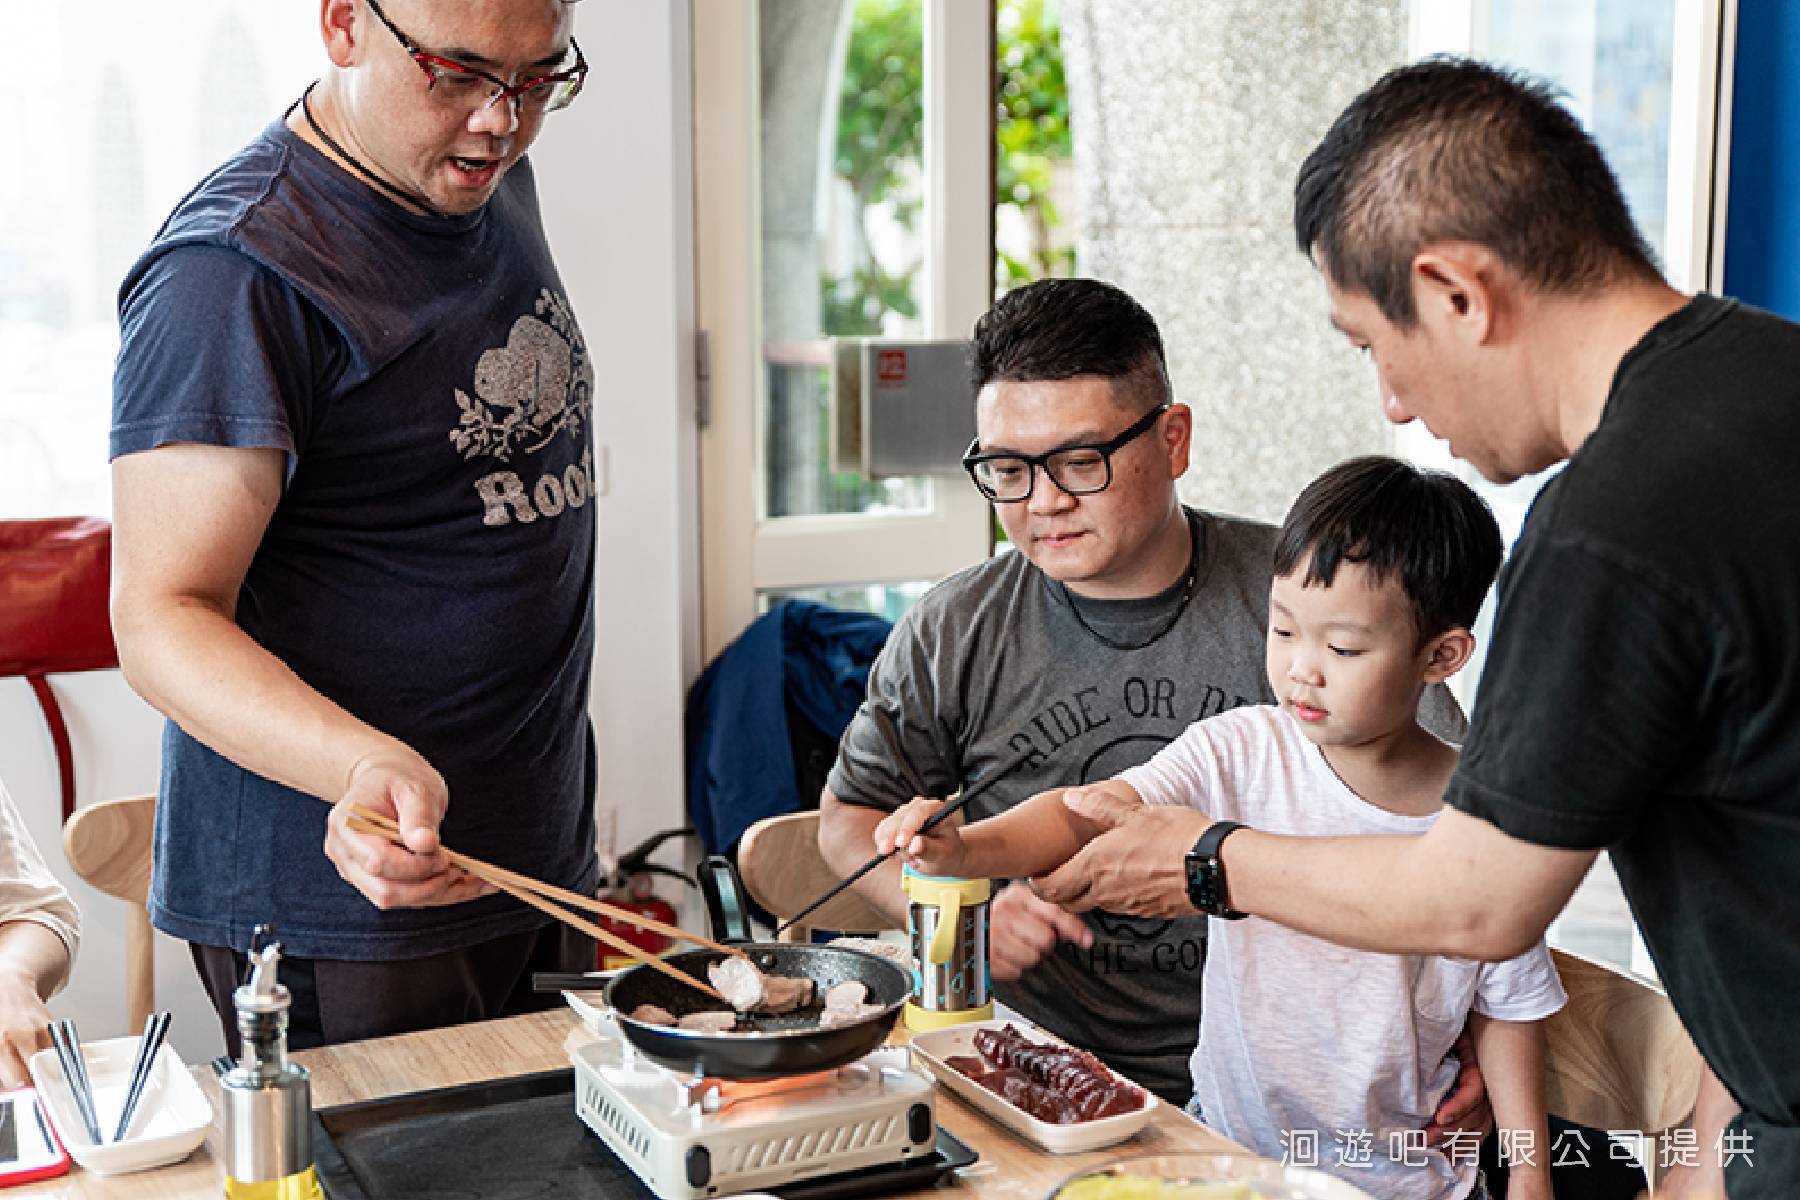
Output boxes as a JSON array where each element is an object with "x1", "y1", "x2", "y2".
[
  {"x1": 907, "y1": 1102, "x2": 932, "y2": 1145},
  {"x1": 686, "y1": 1144, "x2": 712, "y2": 1188}
]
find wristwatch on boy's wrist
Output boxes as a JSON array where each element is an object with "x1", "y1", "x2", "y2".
[{"x1": 1185, "y1": 820, "x2": 1248, "y2": 919}]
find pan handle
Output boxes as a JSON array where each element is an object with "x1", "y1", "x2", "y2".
[{"x1": 697, "y1": 855, "x2": 755, "y2": 945}]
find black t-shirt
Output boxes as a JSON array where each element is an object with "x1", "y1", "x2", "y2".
[{"x1": 1446, "y1": 295, "x2": 1800, "y2": 1193}]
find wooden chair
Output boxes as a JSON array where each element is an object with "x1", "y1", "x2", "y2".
[
  {"x1": 1544, "y1": 946, "x2": 1704, "y2": 1183},
  {"x1": 63, "y1": 794, "x2": 157, "y2": 1031},
  {"x1": 736, "y1": 811, "x2": 898, "y2": 942}
]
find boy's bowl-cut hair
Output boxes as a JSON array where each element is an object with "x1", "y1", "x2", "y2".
[{"x1": 1274, "y1": 455, "x2": 1503, "y2": 640}]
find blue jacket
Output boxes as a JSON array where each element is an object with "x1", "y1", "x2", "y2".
[{"x1": 685, "y1": 600, "x2": 892, "y2": 853}]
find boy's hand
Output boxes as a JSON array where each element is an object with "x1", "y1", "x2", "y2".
[{"x1": 874, "y1": 797, "x2": 968, "y2": 877}]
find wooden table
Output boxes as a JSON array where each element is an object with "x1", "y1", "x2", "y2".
[{"x1": 13, "y1": 1008, "x2": 1246, "y2": 1198}]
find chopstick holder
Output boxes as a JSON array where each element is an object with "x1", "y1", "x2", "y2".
[
  {"x1": 48, "y1": 1019, "x2": 103, "y2": 1145},
  {"x1": 112, "y1": 1009, "x2": 173, "y2": 1142},
  {"x1": 345, "y1": 812, "x2": 730, "y2": 1004}
]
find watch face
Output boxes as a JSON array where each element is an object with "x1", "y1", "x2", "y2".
[{"x1": 1185, "y1": 853, "x2": 1225, "y2": 915}]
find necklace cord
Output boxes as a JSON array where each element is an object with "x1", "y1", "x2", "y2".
[
  {"x1": 292, "y1": 84, "x2": 449, "y2": 220},
  {"x1": 1056, "y1": 512, "x2": 1203, "y2": 652}
]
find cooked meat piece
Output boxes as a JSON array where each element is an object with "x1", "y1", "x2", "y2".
[
  {"x1": 707, "y1": 956, "x2": 817, "y2": 1014},
  {"x1": 822, "y1": 980, "x2": 868, "y2": 1010},
  {"x1": 818, "y1": 979, "x2": 883, "y2": 1027},
  {"x1": 677, "y1": 1010, "x2": 740, "y2": 1033},
  {"x1": 627, "y1": 1003, "x2": 678, "y2": 1027},
  {"x1": 759, "y1": 973, "x2": 817, "y2": 1015},
  {"x1": 709, "y1": 956, "x2": 767, "y2": 1012}
]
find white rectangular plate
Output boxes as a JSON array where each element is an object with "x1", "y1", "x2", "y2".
[
  {"x1": 28, "y1": 1036, "x2": 212, "y2": 1176},
  {"x1": 909, "y1": 1017, "x2": 1155, "y2": 1154}
]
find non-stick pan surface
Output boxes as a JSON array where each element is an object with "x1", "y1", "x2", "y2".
[{"x1": 601, "y1": 857, "x2": 912, "y2": 1079}]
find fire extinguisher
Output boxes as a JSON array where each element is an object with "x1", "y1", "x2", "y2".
[{"x1": 597, "y1": 827, "x2": 697, "y2": 969}]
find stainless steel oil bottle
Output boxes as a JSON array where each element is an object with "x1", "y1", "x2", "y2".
[{"x1": 220, "y1": 939, "x2": 322, "y2": 1200}]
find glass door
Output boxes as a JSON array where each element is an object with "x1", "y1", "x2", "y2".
[{"x1": 694, "y1": 0, "x2": 994, "y2": 657}]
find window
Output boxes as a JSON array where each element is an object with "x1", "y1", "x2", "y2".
[{"x1": 1, "y1": 5, "x2": 321, "y2": 518}]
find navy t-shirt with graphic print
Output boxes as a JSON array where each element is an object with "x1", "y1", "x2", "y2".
[{"x1": 111, "y1": 120, "x2": 598, "y2": 960}]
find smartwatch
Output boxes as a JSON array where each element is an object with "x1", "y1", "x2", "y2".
[{"x1": 1185, "y1": 820, "x2": 1248, "y2": 919}]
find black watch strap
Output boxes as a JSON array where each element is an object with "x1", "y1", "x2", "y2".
[{"x1": 1185, "y1": 820, "x2": 1248, "y2": 919}]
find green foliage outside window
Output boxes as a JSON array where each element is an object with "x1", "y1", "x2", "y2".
[
  {"x1": 995, "y1": 0, "x2": 1074, "y2": 286},
  {"x1": 822, "y1": 0, "x2": 1073, "y2": 335}
]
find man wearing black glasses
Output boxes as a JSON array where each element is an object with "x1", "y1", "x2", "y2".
[
  {"x1": 817, "y1": 278, "x2": 1471, "y2": 1110},
  {"x1": 108, "y1": 1, "x2": 596, "y2": 1050}
]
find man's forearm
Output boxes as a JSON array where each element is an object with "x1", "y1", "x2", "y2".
[
  {"x1": 116, "y1": 597, "x2": 406, "y2": 803},
  {"x1": 1225, "y1": 817, "x2": 1591, "y2": 960}
]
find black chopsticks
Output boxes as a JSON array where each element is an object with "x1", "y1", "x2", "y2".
[
  {"x1": 46, "y1": 1010, "x2": 173, "y2": 1145},
  {"x1": 113, "y1": 1010, "x2": 173, "y2": 1142},
  {"x1": 47, "y1": 1019, "x2": 102, "y2": 1145},
  {"x1": 774, "y1": 741, "x2": 1037, "y2": 935}
]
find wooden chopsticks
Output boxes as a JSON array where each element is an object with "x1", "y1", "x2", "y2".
[{"x1": 345, "y1": 807, "x2": 734, "y2": 1002}]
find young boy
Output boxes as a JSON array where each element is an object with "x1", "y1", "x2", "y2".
[{"x1": 876, "y1": 456, "x2": 1565, "y2": 1200}]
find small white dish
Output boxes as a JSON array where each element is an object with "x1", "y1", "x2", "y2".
[
  {"x1": 908, "y1": 1017, "x2": 1155, "y2": 1154},
  {"x1": 27, "y1": 1035, "x2": 212, "y2": 1176}
]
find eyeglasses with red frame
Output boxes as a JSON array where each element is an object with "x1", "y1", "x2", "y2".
[{"x1": 364, "y1": 0, "x2": 587, "y2": 115}]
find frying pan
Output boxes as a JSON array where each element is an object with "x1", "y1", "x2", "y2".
[{"x1": 601, "y1": 856, "x2": 911, "y2": 1079}]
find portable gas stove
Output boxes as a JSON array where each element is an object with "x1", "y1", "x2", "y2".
[{"x1": 570, "y1": 1034, "x2": 940, "y2": 1199}]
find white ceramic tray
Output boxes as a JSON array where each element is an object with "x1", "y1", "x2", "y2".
[
  {"x1": 28, "y1": 1035, "x2": 212, "y2": 1176},
  {"x1": 908, "y1": 1018, "x2": 1155, "y2": 1154}
]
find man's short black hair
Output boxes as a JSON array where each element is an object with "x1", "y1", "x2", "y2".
[
  {"x1": 1273, "y1": 455, "x2": 1502, "y2": 640},
  {"x1": 969, "y1": 278, "x2": 1170, "y2": 414},
  {"x1": 1294, "y1": 56, "x2": 1660, "y2": 327}
]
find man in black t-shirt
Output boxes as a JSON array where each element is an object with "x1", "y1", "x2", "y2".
[{"x1": 1036, "y1": 60, "x2": 1800, "y2": 1199}]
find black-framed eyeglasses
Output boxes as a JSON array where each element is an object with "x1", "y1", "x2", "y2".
[
  {"x1": 962, "y1": 404, "x2": 1170, "y2": 503},
  {"x1": 365, "y1": 0, "x2": 587, "y2": 116}
]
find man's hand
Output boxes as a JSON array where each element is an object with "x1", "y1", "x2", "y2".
[
  {"x1": 324, "y1": 750, "x2": 491, "y2": 909},
  {"x1": 1032, "y1": 787, "x2": 1207, "y2": 918},
  {"x1": 989, "y1": 882, "x2": 1092, "y2": 982},
  {"x1": 1424, "y1": 1029, "x2": 1493, "y2": 1146},
  {"x1": 0, "y1": 967, "x2": 51, "y2": 1089},
  {"x1": 873, "y1": 797, "x2": 968, "y2": 877}
]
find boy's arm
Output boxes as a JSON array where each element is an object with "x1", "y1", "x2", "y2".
[
  {"x1": 878, "y1": 781, "x2": 1142, "y2": 880},
  {"x1": 1468, "y1": 1012, "x2": 1553, "y2": 1200}
]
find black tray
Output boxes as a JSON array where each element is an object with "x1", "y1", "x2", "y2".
[{"x1": 313, "y1": 1068, "x2": 975, "y2": 1200}]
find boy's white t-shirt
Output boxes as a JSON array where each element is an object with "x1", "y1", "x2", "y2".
[{"x1": 1119, "y1": 705, "x2": 1567, "y2": 1200}]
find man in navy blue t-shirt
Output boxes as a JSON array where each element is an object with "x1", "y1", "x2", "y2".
[{"x1": 110, "y1": 0, "x2": 598, "y2": 1050}]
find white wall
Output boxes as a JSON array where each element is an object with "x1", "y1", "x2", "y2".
[
  {"x1": 0, "y1": 0, "x2": 701, "y2": 1061},
  {"x1": 535, "y1": 0, "x2": 702, "y2": 874}
]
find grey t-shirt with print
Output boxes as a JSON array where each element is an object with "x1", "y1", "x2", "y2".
[{"x1": 828, "y1": 506, "x2": 1465, "y2": 1102}]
